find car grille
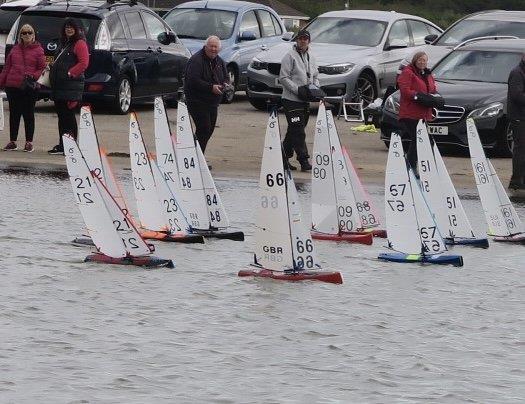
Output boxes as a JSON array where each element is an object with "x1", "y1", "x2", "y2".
[
  {"x1": 430, "y1": 105, "x2": 465, "y2": 124},
  {"x1": 267, "y1": 63, "x2": 281, "y2": 75}
]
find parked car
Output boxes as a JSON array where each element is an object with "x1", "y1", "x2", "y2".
[
  {"x1": 0, "y1": 0, "x2": 41, "y2": 68},
  {"x1": 422, "y1": 10, "x2": 525, "y2": 67},
  {"x1": 6, "y1": 0, "x2": 190, "y2": 113},
  {"x1": 380, "y1": 38, "x2": 524, "y2": 156},
  {"x1": 163, "y1": 0, "x2": 289, "y2": 103},
  {"x1": 246, "y1": 10, "x2": 442, "y2": 111}
]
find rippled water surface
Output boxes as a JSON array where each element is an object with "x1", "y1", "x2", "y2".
[{"x1": 1, "y1": 168, "x2": 524, "y2": 403}]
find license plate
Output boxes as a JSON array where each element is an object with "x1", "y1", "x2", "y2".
[
  {"x1": 45, "y1": 56, "x2": 54, "y2": 64},
  {"x1": 274, "y1": 78, "x2": 282, "y2": 87},
  {"x1": 428, "y1": 125, "x2": 448, "y2": 135}
]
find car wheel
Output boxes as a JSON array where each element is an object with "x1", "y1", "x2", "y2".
[
  {"x1": 350, "y1": 72, "x2": 377, "y2": 109},
  {"x1": 494, "y1": 119, "x2": 513, "y2": 157},
  {"x1": 114, "y1": 76, "x2": 132, "y2": 114},
  {"x1": 222, "y1": 66, "x2": 237, "y2": 104},
  {"x1": 248, "y1": 97, "x2": 270, "y2": 111}
]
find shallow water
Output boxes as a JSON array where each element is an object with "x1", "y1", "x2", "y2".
[{"x1": 0, "y1": 168, "x2": 524, "y2": 403}]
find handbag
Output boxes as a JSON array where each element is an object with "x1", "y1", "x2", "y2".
[
  {"x1": 298, "y1": 84, "x2": 327, "y2": 102},
  {"x1": 21, "y1": 75, "x2": 38, "y2": 92},
  {"x1": 414, "y1": 92, "x2": 445, "y2": 109},
  {"x1": 37, "y1": 66, "x2": 51, "y2": 87}
]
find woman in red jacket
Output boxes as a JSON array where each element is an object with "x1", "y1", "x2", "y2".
[
  {"x1": 47, "y1": 18, "x2": 89, "y2": 155},
  {"x1": 0, "y1": 24, "x2": 45, "y2": 152},
  {"x1": 397, "y1": 51, "x2": 437, "y2": 172}
]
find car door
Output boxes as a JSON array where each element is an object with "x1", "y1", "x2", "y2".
[
  {"x1": 121, "y1": 11, "x2": 154, "y2": 97},
  {"x1": 380, "y1": 19, "x2": 411, "y2": 88},
  {"x1": 237, "y1": 9, "x2": 264, "y2": 80},
  {"x1": 141, "y1": 10, "x2": 184, "y2": 96},
  {"x1": 106, "y1": 12, "x2": 131, "y2": 82}
]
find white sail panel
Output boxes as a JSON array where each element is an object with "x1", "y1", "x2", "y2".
[
  {"x1": 99, "y1": 150, "x2": 129, "y2": 213},
  {"x1": 410, "y1": 168, "x2": 447, "y2": 255},
  {"x1": 287, "y1": 173, "x2": 320, "y2": 270},
  {"x1": 311, "y1": 102, "x2": 339, "y2": 234},
  {"x1": 384, "y1": 134, "x2": 421, "y2": 254},
  {"x1": 325, "y1": 109, "x2": 360, "y2": 232},
  {"x1": 342, "y1": 146, "x2": 382, "y2": 230},
  {"x1": 154, "y1": 97, "x2": 180, "y2": 193},
  {"x1": 78, "y1": 106, "x2": 105, "y2": 182},
  {"x1": 175, "y1": 102, "x2": 210, "y2": 230},
  {"x1": 196, "y1": 143, "x2": 230, "y2": 229},
  {"x1": 254, "y1": 111, "x2": 294, "y2": 271},
  {"x1": 64, "y1": 135, "x2": 126, "y2": 258},
  {"x1": 94, "y1": 175, "x2": 152, "y2": 256},
  {"x1": 432, "y1": 142, "x2": 476, "y2": 239},
  {"x1": 129, "y1": 113, "x2": 167, "y2": 231},
  {"x1": 466, "y1": 118, "x2": 510, "y2": 236}
]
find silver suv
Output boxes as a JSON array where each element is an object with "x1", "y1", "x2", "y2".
[{"x1": 246, "y1": 10, "x2": 441, "y2": 110}]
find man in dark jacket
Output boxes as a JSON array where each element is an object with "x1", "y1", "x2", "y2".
[
  {"x1": 184, "y1": 35, "x2": 229, "y2": 154},
  {"x1": 507, "y1": 55, "x2": 525, "y2": 190}
]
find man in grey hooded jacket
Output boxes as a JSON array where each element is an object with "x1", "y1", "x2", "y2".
[{"x1": 279, "y1": 29, "x2": 319, "y2": 171}]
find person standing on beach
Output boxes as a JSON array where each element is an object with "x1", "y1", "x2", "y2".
[
  {"x1": 507, "y1": 54, "x2": 525, "y2": 190},
  {"x1": 184, "y1": 35, "x2": 229, "y2": 155},
  {"x1": 47, "y1": 18, "x2": 89, "y2": 155},
  {"x1": 0, "y1": 24, "x2": 45, "y2": 152},
  {"x1": 279, "y1": 29, "x2": 318, "y2": 172}
]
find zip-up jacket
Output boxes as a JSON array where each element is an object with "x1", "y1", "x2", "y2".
[
  {"x1": 279, "y1": 45, "x2": 319, "y2": 102},
  {"x1": 0, "y1": 42, "x2": 46, "y2": 89}
]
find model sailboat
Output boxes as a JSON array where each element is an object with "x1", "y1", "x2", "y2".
[
  {"x1": 129, "y1": 112, "x2": 204, "y2": 243},
  {"x1": 466, "y1": 118, "x2": 525, "y2": 242},
  {"x1": 378, "y1": 133, "x2": 463, "y2": 266},
  {"x1": 171, "y1": 100, "x2": 244, "y2": 241},
  {"x1": 416, "y1": 120, "x2": 488, "y2": 247},
  {"x1": 63, "y1": 134, "x2": 174, "y2": 268},
  {"x1": 311, "y1": 101, "x2": 385, "y2": 244},
  {"x1": 238, "y1": 110, "x2": 343, "y2": 284}
]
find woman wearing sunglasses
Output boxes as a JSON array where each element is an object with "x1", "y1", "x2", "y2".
[{"x1": 0, "y1": 24, "x2": 45, "y2": 152}]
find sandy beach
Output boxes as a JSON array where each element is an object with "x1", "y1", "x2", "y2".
[{"x1": 0, "y1": 94, "x2": 513, "y2": 190}]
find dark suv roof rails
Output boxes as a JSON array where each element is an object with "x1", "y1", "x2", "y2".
[
  {"x1": 453, "y1": 35, "x2": 519, "y2": 50},
  {"x1": 105, "y1": 0, "x2": 138, "y2": 6}
]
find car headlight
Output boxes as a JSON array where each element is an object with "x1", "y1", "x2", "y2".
[
  {"x1": 318, "y1": 63, "x2": 355, "y2": 75},
  {"x1": 384, "y1": 95, "x2": 399, "y2": 114},
  {"x1": 251, "y1": 58, "x2": 268, "y2": 70},
  {"x1": 467, "y1": 102, "x2": 504, "y2": 119}
]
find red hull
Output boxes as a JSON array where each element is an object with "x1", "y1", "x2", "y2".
[
  {"x1": 140, "y1": 230, "x2": 204, "y2": 244},
  {"x1": 238, "y1": 268, "x2": 343, "y2": 284},
  {"x1": 85, "y1": 253, "x2": 174, "y2": 268},
  {"x1": 493, "y1": 234, "x2": 525, "y2": 243},
  {"x1": 311, "y1": 231, "x2": 373, "y2": 245},
  {"x1": 355, "y1": 228, "x2": 387, "y2": 238}
]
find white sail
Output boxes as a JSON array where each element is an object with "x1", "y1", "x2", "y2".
[
  {"x1": 311, "y1": 102, "x2": 339, "y2": 234},
  {"x1": 325, "y1": 108, "x2": 360, "y2": 232},
  {"x1": 466, "y1": 118, "x2": 522, "y2": 236},
  {"x1": 175, "y1": 102, "x2": 210, "y2": 230},
  {"x1": 342, "y1": 146, "x2": 382, "y2": 230},
  {"x1": 196, "y1": 142, "x2": 230, "y2": 229},
  {"x1": 287, "y1": 173, "x2": 320, "y2": 270},
  {"x1": 64, "y1": 135, "x2": 127, "y2": 258},
  {"x1": 384, "y1": 134, "x2": 422, "y2": 254},
  {"x1": 129, "y1": 113, "x2": 167, "y2": 231},
  {"x1": 254, "y1": 111, "x2": 294, "y2": 271}
]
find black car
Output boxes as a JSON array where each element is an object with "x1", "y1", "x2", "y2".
[
  {"x1": 381, "y1": 38, "x2": 524, "y2": 156},
  {"x1": 6, "y1": 0, "x2": 190, "y2": 113}
]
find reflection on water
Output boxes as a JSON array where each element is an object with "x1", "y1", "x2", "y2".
[{"x1": 0, "y1": 169, "x2": 524, "y2": 403}]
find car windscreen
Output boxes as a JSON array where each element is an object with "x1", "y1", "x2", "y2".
[
  {"x1": 19, "y1": 13, "x2": 101, "y2": 47},
  {"x1": 436, "y1": 19, "x2": 525, "y2": 46},
  {"x1": 432, "y1": 50, "x2": 521, "y2": 83},
  {"x1": 0, "y1": 8, "x2": 24, "y2": 34},
  {"x1": 164, "y1": 8, "x2": 236, "y2": 40},
  {"x1": 306, "y1": 17, "x2": 387, "y2": 46}
]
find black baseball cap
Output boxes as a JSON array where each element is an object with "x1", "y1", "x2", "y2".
[{"x1": 296, "y1": 29, "x2": 311, "y2": 40}]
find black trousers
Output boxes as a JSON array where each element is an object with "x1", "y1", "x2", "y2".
[
  {"x1": 510, "y1": 119, "x2": 525, "y2": 186},
  {"x1": 55, "y1": 100, "x2": 78, "y2": 148},
  {"x1": 187, "y1": 100, "x2": 218, "y2": 153},
  {"x1": 5, "y1": 87, "x2": 36, "y2": 142},
  {"x1": 399, "y1": 118, "x2": 419, "y2": 171},
  {"x1": 282, "y1": 98, "x2": 310, "y2": 162}
]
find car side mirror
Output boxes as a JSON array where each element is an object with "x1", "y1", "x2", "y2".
[
  {"x1": 158, "y1": 32, "x2": 176, "y2": 45},
  {"x1": 385, "y1": 39, "x2": 408, "y2": 50},
  {"x1": 239, "y1": 31, "x2": 257, "y2": 41},
  {"x1": 424, "y1": 34, "x2": 438, "y2": 44},
  {"x1": 282, "y1": 31, "x2": 294, "y2": 41}
]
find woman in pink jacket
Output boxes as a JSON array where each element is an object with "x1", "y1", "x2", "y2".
[{"x1": 0, "y1": 24, "x2": 45, "y2": 152}]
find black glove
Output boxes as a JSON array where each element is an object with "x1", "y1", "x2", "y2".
[
  {"x1": 297, "y1": 85, "x2": 309, "y2": 101},
  {"x1": 413, "y1": 92, "x2": 445, "y2": 108}
]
